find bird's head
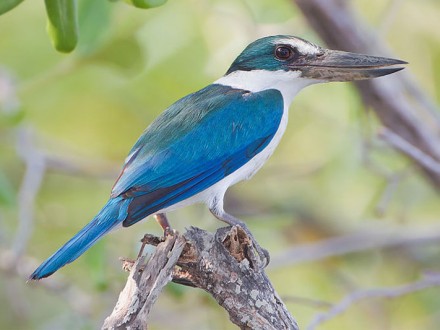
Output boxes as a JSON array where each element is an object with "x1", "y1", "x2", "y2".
[{"x1": 226, "y1": 35, "x2": 406, "y2": 82}]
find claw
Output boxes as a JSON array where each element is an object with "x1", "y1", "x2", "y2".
[
  {"x1": 238, "y1": 225, "x2": 269, "y2": 270},
  {"x1": 223, "y1": 225, "x2": 269, "y2": 270}
]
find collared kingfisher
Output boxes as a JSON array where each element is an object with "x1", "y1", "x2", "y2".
[{"x1": 30, "y1": 35, "x2": 406, "y2": 280}]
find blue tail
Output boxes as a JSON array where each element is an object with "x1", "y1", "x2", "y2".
[{"x1": 29, "y1": 197, "x2": 130, "y2": 280}]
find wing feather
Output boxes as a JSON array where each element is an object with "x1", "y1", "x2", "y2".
[{"x1": 111, "y1": 84, "x2": 284, "y2": 226}]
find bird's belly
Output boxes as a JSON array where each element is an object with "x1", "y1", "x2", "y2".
[{"x1": 159, "y1": 108, "x2": 289, "y2": 213}]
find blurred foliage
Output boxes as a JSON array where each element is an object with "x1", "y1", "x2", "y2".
[
  {"x1": 0, "y1": 0, "x2": 24, "y2": 15},
  {"x1": 0, "y1": 0, "x2": 167, "y2": 53},
  {"x1": 0, "y1": 0, "x2": 439, "y2": 329}
]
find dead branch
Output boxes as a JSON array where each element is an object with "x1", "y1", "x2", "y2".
[
  {"x1": 293, "y1": 0, "x2": 440, "y2": 189},
  {"x1": 102, "y1": 227, "x2": 299, "y2": 330},
  {"x1": 102, "y1": 233, "x2": 186, "y2": 329}
]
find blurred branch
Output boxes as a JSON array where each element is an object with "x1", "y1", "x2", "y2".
[
  {"x1": 0, "y1": 67, "x2": 20, "y2": 113},
  {"x1": 282, "y1": 295, "x2": 333, "y2": 310},
  {"x1": 373, "y1": 170, "x2": 404, "y2": 216},
  {"x1": 307, "y1": 272, "x2": 440, "y2": 330},
  {"x1": 103, "y1": 227, "x2": 299, "y2": 330},
  {"x1": 11, "y1": 126, "x2": 118, "y2": 258},
  {"x1": 44, "y1": 154, "x2": 118, "y2": 179},
  {"x1": 380, "y1": 128, "x2": 440, "y2": 175},
  {"x1": 293, "y1": 0, "x2": 440, "y2": 189},
  {"x1": 271, "y1": 225, "x2": 440, "y2": 268},
  {"x1": 360, "y1": 135, "x2": 410, "y2": 216},
  {"x1": 401, "y1": 77, "x2": 440, "y2": 124},
  {"x1": 12, "y1": 127, "x2": 46, "y2": 258}
]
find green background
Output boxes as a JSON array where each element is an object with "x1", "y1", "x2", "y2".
[{"x1": 0, "y1": 0, "x2": 439, "y2": 329}]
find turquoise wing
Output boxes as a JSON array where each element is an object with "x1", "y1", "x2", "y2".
[{"x1": 111, "y1": 84, "x2": 284, "y2": 226}]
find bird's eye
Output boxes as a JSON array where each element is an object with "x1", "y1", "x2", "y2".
[{"x1": 274, "y1": 45, "x2": 297, "y2": 61}]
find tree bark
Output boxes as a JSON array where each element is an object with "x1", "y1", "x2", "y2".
[{"x1": 102, "y1": 226, "x2": 299, "y2": 330}]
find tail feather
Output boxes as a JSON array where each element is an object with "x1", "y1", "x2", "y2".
[{"x1": 29, "y1": 197, "x2": 129, "y2": 280}]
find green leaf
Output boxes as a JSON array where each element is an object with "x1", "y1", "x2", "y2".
[
  {"x1": 77, "y1": 0, "x2": 112, "y2": 55},
  {"x1": 45, "y1": 0, "x2": 79, "y2": 53},
  {"x1": 124, "y1": 0, "x2": 167, "y2": 9},
  {"x1": 0, "y1": 0, "x2": 25, "y2": 15}
]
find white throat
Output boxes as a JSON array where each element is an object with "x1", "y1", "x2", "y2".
[{"x1": 214, "y1": 69, "x2": 317, "y2": 106}]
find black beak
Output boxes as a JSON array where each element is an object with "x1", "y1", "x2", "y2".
[{"x1": 295, "y1": 49, "x2": 407, "y2": 81}]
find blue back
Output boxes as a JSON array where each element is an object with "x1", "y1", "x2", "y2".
[{"x1": 111, "y1": 84, "x2": 284, "y2": 226}]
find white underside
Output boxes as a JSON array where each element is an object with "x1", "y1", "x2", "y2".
[{"x1": 159, "y1": 70, "x2": 317, "y2": 214}]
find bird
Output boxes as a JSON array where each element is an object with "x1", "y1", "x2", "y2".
[{"x1": 29, "y1": 35, "x2": 406, "y2": 280}]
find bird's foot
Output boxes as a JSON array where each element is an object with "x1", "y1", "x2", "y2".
[
  {"x1": 210, "y1": 207, "x2": 270, "y2": 270},
  {"x1": 163, "y1": 226, "x2": 173, "y2": 238},
  {"x1": 222, "y1": 224, "x2": 270, "y2": 270},
  {"x1": 236, "y1": 224, "x2": 270, "y2": 270}
]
